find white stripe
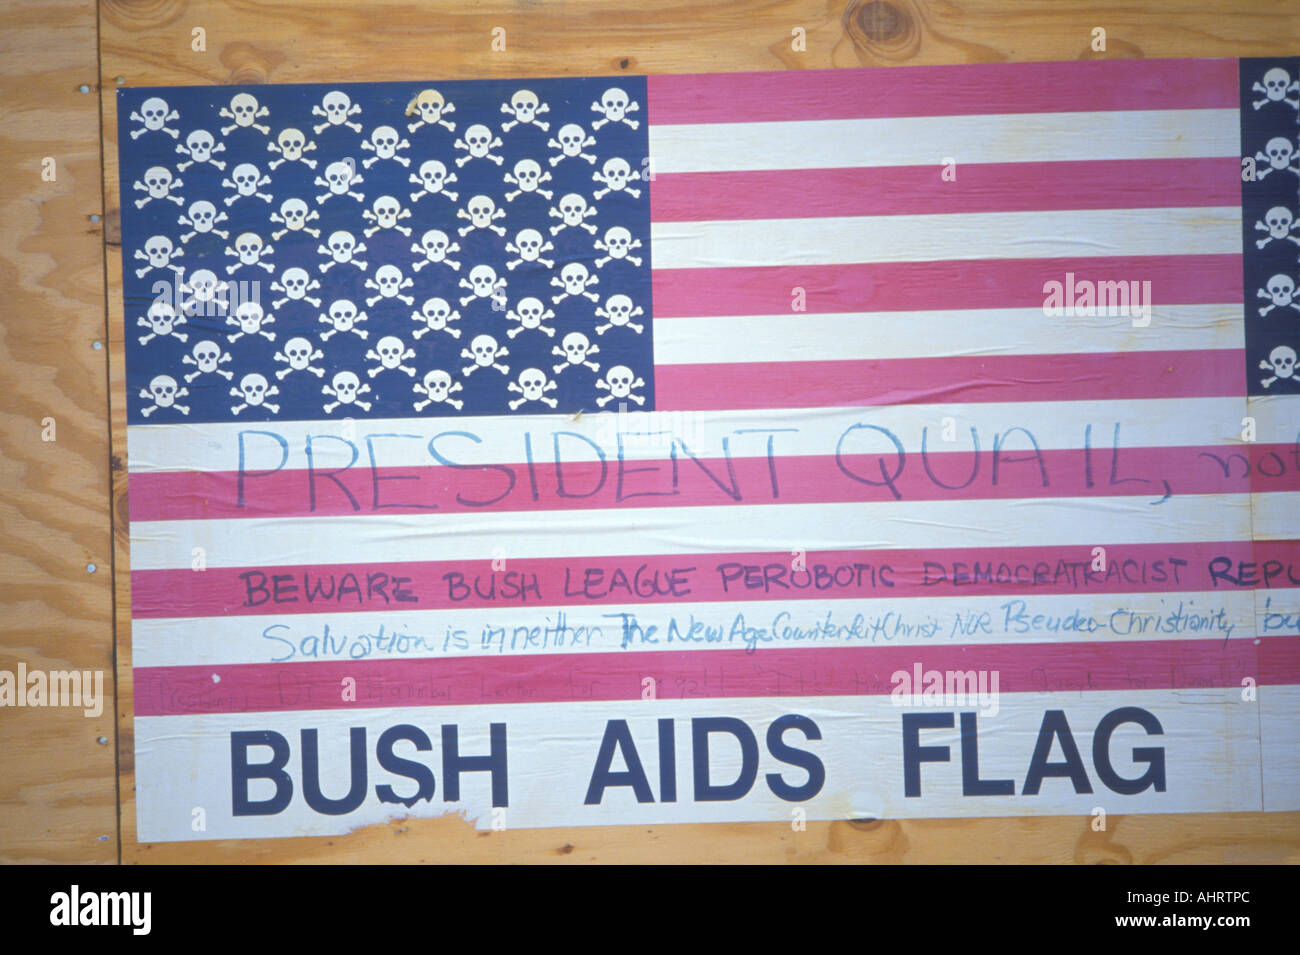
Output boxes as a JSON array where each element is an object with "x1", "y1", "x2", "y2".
[
  {"x1": 1261, "y1": 686, "x2": 1300, "y2": 811},
  {"x1": 131, "y1": 493, "x2": 1251, "y2": 569},
  {"x1": 1249, "y1": 395, "x2": 1300, "y2": 438},
  {"x1": 649, "y1": 109, "x2": 1239, "y2": 173},
  {"x1": 657, "y1": 306, "x2": 1241, "y2": 364},
  {"x1": 650, "y1": 207, "x2": 1239, "y2": 269},
  {"x1": 131, "y1": 589, "x2": 1256, "y2": 667},
  {"x1": 1253, "y1": 492, "x2": 1300, "y2": 540},
  {"x1": 125, "y1": 396, "x2": 1262, "y2": 473},
  {"x1": 133, "y1": 688, "x2": 1265, "y2": 842}
]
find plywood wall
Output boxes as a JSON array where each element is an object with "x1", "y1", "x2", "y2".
[{"x1": 3, "y1": 0, "x2": 1298, "y2": 863}]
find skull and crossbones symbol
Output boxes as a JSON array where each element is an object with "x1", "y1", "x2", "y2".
[
  {"x1": 591, "y1": 87, "x2": 640, "y2": 130},
  {"x1": 458, "y1": 264, "x2": 508, "y2": 308},
  {"x1": 503, "y1": 159, "x2": 553, "y2": 202},
  {"x1": 316, "y1": 160, "x2": 365, "y2": 203},
  {"x1": 366, "y1": 335, "x2": 417, "y2": 378},
  {"x1": 1256, "y1": 137, "x2": 1300, "y2": 179},
  {"x1": 365, "y1": 264, "x2": 415, "y2": 307},
  {"x1": 413, "y1": 369, "x2": 464, "y2": 411},
  {"x1": 594, "y1": 226, "x2": 643, "y2": 267},
  {"x1": 548, "y1": 123, "x2": 597, "y2": 167},
  {"x1": 322, "y1": 371, "x2": 372, "y2": 413},
  {"x1": 363, "y1": 195, "x2": 413, "y2": 237},
  {"x1": 181, "y1": 269, "x2": 228, "y2": 316},
  {"x1": 313, "y1": 90, "x2": 363, "y2": 134},
  {"x1": 267, "y1": 128, "x2": 318, "y2": 170},
  {"x1": 1255, "y1": 206, "x2": 1300, "y2": 249},
  {"x1": 133, "y1": 166, "x2": 183, "y2": 209},
  {"x1": 130, "y1": 96, "x2": 180, "y2": 139},
  {"x1": 272, "y1": 267, "x2": 322, "y2": 309},
  {"x1": 595, "y1": 365, "x2": 646, "y2": 406},
  {"x1": 409, "y1": 159, "x2": 459, "y2": 203},
  {"x1": 500, "y1": 90, "x2": 550, "y2": 132},
  {"x1": 182, "y1": 340, "x2": 234, "y2": 382},
  {"x1": 319, "y1": 300, "x2": 369, "y2": 341},
  {"x1": 552, "y1": 331, "x2": 600, "y2": 374},
  {"x1": 457, "y1": 195, "x2": 507, "y2": 237},
  {"x1": 178, "y1": 200, "x2": 228, "y2": 243},
  {"x1": 138, "y1": 302, "x2": 187, "y2": 345},
  {"x1": 270, "y1": 198, "x2": 320, "y2": 240},
  {"x1": 1258, "y1": 274, "x2": 1298, "y2": 316},
  {"x1": 222, "y1": 162, "x2": 272, "y2": 206},
  {"x1": 550, "y1": 262, "x2": 599, "y2": 303},
  {"x1": 411, "y1": 230, "x2": 461, "y2": 272},
  {"x1": 316, "y1": 231, "x2": 365, "y2": 273},
  {"x1": 454, "y1": 124, "x2": 504, "y2": 167},
  {"x1": 508, "y1": 368, "x2": 558, "y2": 410},
  {"x1": 412, "y1": 298, "x2": 462, "y2": 339},
  {"x1": 461, "y1": 334, "x2": 509, "y2": 376},
  {"x1": 220, "y1": 92, "x2": 270, "y2": 136},
  {"x1": 505, "y1": 297, "x2": 556, "y2": 339},
  {"x1": 231, "y1": 373, "x2": 280, "y2": 415},
  {"x1": 592, "y1": 157, "x2": 642, "y2": 199},
  {"x1": 595, "y1": 294, "x2": 645, "y2": 334},
  {"x1": 227, "y1": 301, "x2": 276, "y2": 342},
  {"x1": 134, "y1": 234, "x2": 184, "y2": 278},
  {"x1": 274, "y1": 337, "x2": 326, "y2": 380},
  {"x1": 1261, "y1": 345, "x2": 1298, "y2": 388},
  {"x1": 362, "y1": 125, "x2": 411, "y2": 169},
  {"x1": 406, "y1": 89, "x2": 455, "y2": 133},
  {"x1": 140, "y1": 375, "x2": 189, "y2": 416},
  {"x1": 226, "y1": 232, "x2": 275, "y2": 273},
  {"x1": 505, "y1": 229, "x2": 554, "y2": 270},
  {"x1": 549, "y1": 193, "x2": 598, "y2": 236},
  {"x1": 1252, "y1": 67, "x2": 1300, "y2": 110},
  {"x1": 175, "y1": 129, "x2": 225, "y2": 171}
]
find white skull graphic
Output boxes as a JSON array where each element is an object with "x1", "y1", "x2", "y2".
[
  {"x1": 461, "y1": 333, "x2": 509, "y2": 376},
  {"x1": 366, "y1": 334, "x2": 416, "y2": 378},
  {"x1": 1259, "y1": 274, "x2": 1298, "y2": 315},
  {"x1": 413, "y1": 368, "x2": 463, "y2": 411},
  {"x1": 412, "y1": 297, "x2": 461, "y2": 339},
  {"x1": 508, "y1": 367, "x2": 558, "y2": 409},
  {"x1": 220, "y1": 92, "x2": 270, "y2": 135},
  {"x1": 1261, "y1": 345, "x2": 1298, "y2": 388},
  {"x1": 320, "y1": 299, "x2": 369, "y2": 341},
  {"x1": 131, "y1": 96, "x2": 179, "y2": 139},
  {"x1": 551, "y1": 261, "x2": 599, "y2": 303},
  {"x1": 140, "y1": 375, "x2": 189, "y2": 416},
  {"x1": 591, "y1": 87, "x2": 640, "y2": 129},
  {"x1": 176, "y1": 128, "x2": 224, "y2": 170},
  {"x1": 182, "y1": 340, "x2": 233, "y2": 382},
  {"x1": 407, "y1": 88, "x2": 455, "y2": 133},
  {"x1": 552, "y1": 331, "x2": 600, "y2": 374},
  {"x1": 231, "y1": 373, "x2": 280, "y2": 415},
  {"x1": 595, "y1": 364, "x2": 646, "y2": 406},
  {"x1": 504, "y1": 158, "x2": 553, "y2": 201},
  {"x1": 594, "y1": 293, "x2": 645, "y2": 334},
  {"x1": 314, "y1": 91, "x2": 362, "y2": 133},
  {"x1": 410, "y1": 159, "x2": 459, "y2": 203},
  {"x1": 323, "y1": 370, "x2": 372, "y2": 413}
]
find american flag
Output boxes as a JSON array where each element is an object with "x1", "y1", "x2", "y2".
[{"x1": 119, "y1": 58, "x2": 1300, "y2": 841}]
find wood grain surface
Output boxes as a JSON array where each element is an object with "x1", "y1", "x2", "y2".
[
  {"x1": 6, "y1": 0, "x2": 1300, "y2": 864},
  {"x1": 0, "y1": 0, "x2": 118, "y2": 864}
]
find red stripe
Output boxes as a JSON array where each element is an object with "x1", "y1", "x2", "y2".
[
  {"x1": 656, "y1": 350, "x2": 1243, "y2": 411},
  {"x1": 129, "y1": 540, "x2": 1300, "y2": 619},
  {"x1": 651, "y1": 159, "x2": 1240, "y2": 222},
  {"x1": 649, "y1": 255, "x2": 1241, "y2": 317},
  {"x1": 645, "y1": 58, "x2": 1239, "y2": 126},
  {"x1": 133, "y1": 635, "x2": 1299, "y2": 716},
  {"x1": 130, "y1": 444, "x2": 1300, "y2": 522}
]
